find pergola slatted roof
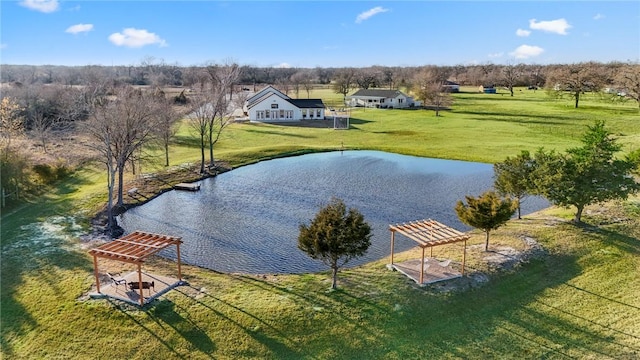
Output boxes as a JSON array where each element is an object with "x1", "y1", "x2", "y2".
[
  {"x1": 88, "y1": 231, "x2": 182, "y2": 264},
  {"x1": 88, "y1": 231, "x2": 184, "y2": 306},
  {"x1": 389, "y1": 219, "x2": 470, "y2": 247},
  {"x1": 389, "y1": 219, "x2": 470, "y2": 284}
]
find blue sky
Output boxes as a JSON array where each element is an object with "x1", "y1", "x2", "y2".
[{"x1": 1, "y1": 1, "x2": 638, "y2": 67}]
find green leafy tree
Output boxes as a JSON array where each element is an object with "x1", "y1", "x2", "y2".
[
  {"x1": 455, "y1": 191, "x2": 518, "y2": 251},
  {"x1": 298, "y1": 198, "x2": 372, "y2": 290},
  {"x1": 493, "y1": 150, "x2": 534, "y2": 219},
  {"x1": 531, "y1": 121, "x2": 639, "y2": 223},
  {"x1": 626, "y1": 148, "x2": 640, "y2": 175}
]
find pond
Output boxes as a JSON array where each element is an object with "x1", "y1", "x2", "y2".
[{"x1": 117, "y1": 150, "x2": 549, "y2": 274}]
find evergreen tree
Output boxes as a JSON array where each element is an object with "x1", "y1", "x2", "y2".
[
  {"x1": 298, "y1": 198, "x2": 372, "y2": 290},
  {"x1": 493, "y1": 150, "x2": 534, "y2": 219},
  {"x1": 455, "y1": 191, "x2": 517, "y2": 251}
]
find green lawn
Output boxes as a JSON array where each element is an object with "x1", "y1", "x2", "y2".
[{"x1": 1, "y1": 88, "x2": 639, "y2": 359}]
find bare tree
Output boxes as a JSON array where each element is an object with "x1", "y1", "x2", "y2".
[
  {"x1": 616, "y1": 62, "x2": 640, "y2": 109},
  {"x1": 186, "y1": 91, "x2": 213, "y2": 174},
  {"x1": 545, "y1": 62, "x2": 606, "y2": 108},
  {"x1": 155, "y1": 97, "x2": 180, "y2": 167},
  {"x1": 290, "y1": 71, "x2": 304, "y2": 98},
  {"x1": 29, "y1": 107, "x2": 51, "y2": 153},
  {"x1": 276, "y1": 77, "x2": 291, "y2": 95},
  {"x1": 84, "y1": 85, "x2": 162, "y2": 225},
  {"x1": 300, "y1": 71, "x2": 314, "y2": 98},
  {"x1": 0, "y1": 97, "x2": 25, "y2": 149},
  {"x1": 204, "y1": 61, "x2": 241, "y2": 167},
  {"x1": 354, "y1": 68, "x2": 379, "y2": 89},
  {"x1": 332, "y1": 68, "x2": 356, "y2": 103},
  {"x1": 414, "y1": 68, "x2": 453, "y2": 116},
  {"x1": 502, "y1": 62, "x2": 523, "y2": 97}
]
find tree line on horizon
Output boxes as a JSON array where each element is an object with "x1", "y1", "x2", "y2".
[{"x1": 1, "y1": 60, "x2": 638, "y2": 94}]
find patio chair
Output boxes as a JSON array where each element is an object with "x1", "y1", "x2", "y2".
[
  {"x1": 106, "y1": 272, "x2": 127, "y2": 289},
  {"x1": 438, "y1": 259, "x2": 452, "y2": 267}
]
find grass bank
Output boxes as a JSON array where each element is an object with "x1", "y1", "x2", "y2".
[{"x1": 1, "y1": 88, "x2": 639, "y2": 359}]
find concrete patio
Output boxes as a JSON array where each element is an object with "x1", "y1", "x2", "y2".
[
  {"x1": 94, "y1": 271, "x2": 183, "y2": 306},
  {"x1": 389, "y1": 257, "x2": 462, "y2": 285}
]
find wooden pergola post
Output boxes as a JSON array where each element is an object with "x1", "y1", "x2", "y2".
[
  {"x1": 462, "y1": 239, "x2": 467, "y2": 275},
  {"x1": 390, "y1": 231, "x2": 395, "y2": 265},
  {"x1": 93, "y1": 255, "x2": 101, "y2": 293},
  {"x1": 176, "y1": 243, "x2": 183, "y2": 281},
  {"x1": 137, "y1": 263, "x2": 144, "y2": 306},
  {"x1": 420, "y1": 247, "x2": 425, "y2": 284}
]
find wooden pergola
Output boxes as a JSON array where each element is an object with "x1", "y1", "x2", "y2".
[
  {"x1": 389, "y1": 219, "x2": 470, "y2": 284},
  {"x1": 88, "y1": 231, "x2": 183, "y2": 306}
]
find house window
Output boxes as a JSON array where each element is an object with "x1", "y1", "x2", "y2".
[
  {"x1": 302, "y1": 109, "x2": 307, "y2": 118},
  {"x1": 271, "y1": 103, "x2": 278, "y2": 109},
  {"x1": 279, "y1": 110, "x2": 284, "y2": 118},
  {"x1": 381, "y1": 99, "x2": 385, "y2": 103},
  {"x1": 316, "y1": 109, "x2": 321, "y2": 117},
  {"x1": 265, "y1": 110, "x2": 270, "y2": 118},
  {"x1": 398, "y1": 98, "x2": 404, "y2": 103}
]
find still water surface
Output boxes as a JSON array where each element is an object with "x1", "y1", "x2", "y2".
[{"x1": 118, "y1": 151, "x2": 548, "y2": 274}]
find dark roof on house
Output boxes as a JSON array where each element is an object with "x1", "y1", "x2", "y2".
[
  {"x1": 443, "y1": 80, "x2": 459, "y2": 86},
  {"x1": 247, "y1": 92, "x2": 276, "y2": 108},
  {"x1": 350, "y1": 89, "x2": 408, "y2": 98},
  {"x1": 287, "y1": 99, "x2": 325, "y2": 108}
]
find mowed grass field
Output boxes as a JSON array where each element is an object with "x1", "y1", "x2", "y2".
[{"x1": 1, "y1": 87, "x2": 639, "y2": 359}]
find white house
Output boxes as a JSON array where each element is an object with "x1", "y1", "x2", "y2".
[
  {"x1": 246, "y1": 86, "x2": 326, "y2": 122},
  {"x1": 346, "y1": 89, "x2": 418, "y2": 109}
]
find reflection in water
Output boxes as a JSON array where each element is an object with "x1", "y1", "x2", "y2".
[{"x1": 118, "y1": 150, "x2": 548, "y2": 274}]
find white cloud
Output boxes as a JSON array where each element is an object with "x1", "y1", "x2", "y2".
[
  {"x1": 516, "y1": 28, "x2": 531, "y2": 37},
  {"x1": 65, "y1": 24, "x2": 93, "y2": 34},
  {"x1": 510, "y1": 44, "x2": 544, "y2": 59},
  {"x1": 593, "y1": 13, "x2": 605, "y2": 20},
  {"x1": 108, "y1": 28, "x2": 167, "y2": 48},
  {"x1": 355, "y1": 6, "x2": 389, "y2": 24},
  {"x1": 275, "y1": 62, "x2": 291, "y2": 69},
  {"x1": 488, "y1": 52, "x2": 504, "y2": 58},
  {"x1": 19, "y1": 0, "x2": 59, "y2": 13},
  {"x1": 529, "y1": 18, "x2": 571, "y2": 35}
]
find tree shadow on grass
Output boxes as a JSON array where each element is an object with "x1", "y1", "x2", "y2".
[
  {"x1": 110, "y1": 299, "x2": 189, "y2": 359},
  {"x1": 241, "y1": 128, "x2": 315, "y2": 139},
  {"x1": 454, "y1": 110, "x2": 580, "y2": 124},
  {"x1": 348, "y1": 117, "x2": 373, "y2": 125},
  {"x1": 391, "y1": 252, "x2": 640, "y2": 358},
  {"x1": 231, "y1": 251, "x2": 633, "y2": 358},
  {"x1": 169, "y1": 285, "x2": 312, "y2": 359},
  {"x1": 147, "y1": 300, "x2": 216, "y2": 357},
  {"x1": 0, "y1": 175, "x2": 97, "y2": 357}
]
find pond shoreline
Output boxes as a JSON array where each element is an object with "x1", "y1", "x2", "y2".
[
  {"x1": 114, "y1": 151, "x2": 551, "y2": 274},
  {"x1": 89, "y1": 149, "x2": 334, "y2": 238}
]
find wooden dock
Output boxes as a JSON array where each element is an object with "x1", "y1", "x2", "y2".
[{"x1": 173, "y1": 182, "x2": 200, "y2": 191}]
